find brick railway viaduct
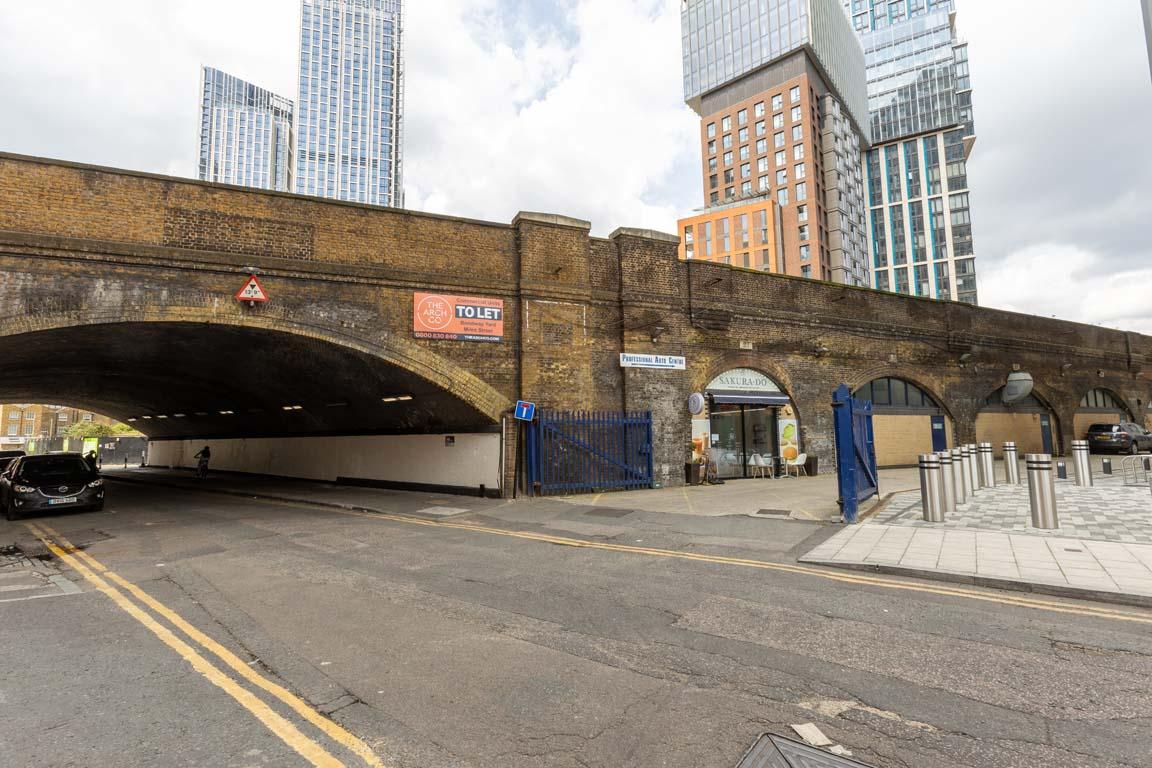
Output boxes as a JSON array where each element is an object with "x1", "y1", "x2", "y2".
[{"x1": 2, "y1": 153, "x2": 1150, "y2": 496}]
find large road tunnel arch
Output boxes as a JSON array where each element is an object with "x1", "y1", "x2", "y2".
[{"x1": 0, "y1": 321, "x2": 512, "y2": 495}]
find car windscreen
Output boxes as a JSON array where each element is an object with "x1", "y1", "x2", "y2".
[
  {"x1": 1087, "y1": 424, "x2": 1120, "y2": 433},
  {"x1": 18, "y1": 457, "x2": 94, "y2": 483}
]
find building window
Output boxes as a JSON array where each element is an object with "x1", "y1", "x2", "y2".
[
  {"x1": 756, "y1": 138, "x2": 767, "y2": 154},
  {"x1": 771, "y1": 94, "x2": 783, "y2": 111},
  {"x1": 83, "y1": 413, "x2": 93, "y2": 422},
  {"x1": 8, "y1": 411, "x2": 19, "y2": 421},
  {"x1": 703, "y1": 221, "x2": 713, "y2": 256},
  {"x1": 24, "y1": 423, "x2": 35, "y2": 437},
  {"x1": 795, "y1": 163, "x2": 806, "y2": 179},
  {"x1": 800, "y1": 245, "x2": 811, "y2": 261},
  {"x1": 710, "y1": 174, "x2": 718, "y2": 188},
  {"x1": 790, "y1": 86, "x2": 801, "y2": 104},
  {"x1": 708, "y1": 156, "x2": 717, "y2": 171},
  {"x1": 741, "y1": 181, "x2": 753, "y2": 195},
  {"x1": 725, "y1": 186, "x2": 735, "y2": 198},
  {"x1": 723, "y1": 151, "x2": 733, "y2": 166},
  {"x1": 876, "y1": 270, "x2": 890, "y2": 291},
  {"x1": 758, "y1": 176, "x2": 769, "y2": 192},
  {"x1": 773, "y1": 114, "x2": 784, "y2": 130},
  {"x1": 754, "y1": 102, "x2": 765, "y2": 118},
  {"x1": 6, "y1": 425, "x2": 17, "y2": 437},
  {"x1": 24, "y1": 412, "x2": 35, "y2": 421},
  {"x1": 776, "y1": 169, "x2": 788, "y2": 185},
  {"x1": 722, "y1": 134, "x2": 732, "y2": 149},
  {"x1": 58, "y1": 412, "x2": 68, "y2": 422},
  {"x1": 710, "y1": 192, "x2": 719, "y2": 204},
  {"x1": 724, "y1": 169, "x2": 734, "y2": 184},
  {"x1": 708, "y1": 141, "x2": 716, "y2": 155},
  {"x1": 775, "y1": 150, "x2": 786, "y2": 167},
  {"x1": 738, "y1": 127, "x2": 748, "y2": 142},
  {"x1": 791, "y1": 106, "x2": 802, "y2": 122},
  {"x1": 720, "y1": 217, "x2": 731, "y2": 252},
  {"x1": 801, "y1": 265, "x2": 811, "y2": 278},
  {"x1": 799, "y1": 225, "x2": 809, "y2": 241},
  {"x1": 797, "y1": 205, "x2": 808, "y2": 222},
  {"x1": 737, "y1": 109, "x2": 747, "y2": 125},
  {"x1": 707, "y1": 123, "x2": 716, "y2": 138},
  {"x1": 794, "y1": 144, "x2": 805, "y2": 161},
  {"x1": 683, "y1": 225, "x2": 694, "y2": 259},
  {"x1": 739, "y1": 145, "x2": 749, "y2": 161},
  {"x1": 721, "y1": 116, "x2": 731, "y2": 131},
  {"x1": 741, "y1": 163, "x2": 751, "y2": 178},
  {"x1": 757, "y1": 157, "x2": 769, "y2": 173},
  {"x1": 791, "y1": 125, "x2": 803, "y2": 141},
  {"x1": 796, "y1": 182, "x2": 807, "y2": 201},
  {"x1": 777, "y1": 188, "x2": 789, "y2": 206}
]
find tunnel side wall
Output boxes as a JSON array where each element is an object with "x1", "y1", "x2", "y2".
[{"x1": 147, "y1": 434, "x2": 502, "y2": 496}]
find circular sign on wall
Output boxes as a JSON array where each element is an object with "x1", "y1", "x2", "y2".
[
  {"x1": 414, "y1": 294, "x2": 454, "y2": 331},
  {"x1": 687, "y1": 393, "x2": 707, "y2": 415}
]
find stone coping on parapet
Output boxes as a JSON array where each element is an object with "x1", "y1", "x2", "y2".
[
  {"x1": 511, "y1": 211, "x2": 592, "y2": 231},
  {"x1": 608, "y1": 227, "x2": 681, "y2": 244}
]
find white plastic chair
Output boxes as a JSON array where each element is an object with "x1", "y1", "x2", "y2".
[
  {"x1": 747, "y1": 454, "x2": 763, "y2": 478},
  {"x1": 786, "y1": 453, "x2": 808, "y2": 477}
]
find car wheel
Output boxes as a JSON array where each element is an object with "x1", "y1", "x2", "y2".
[{"x1": 1130, "y1": 443, "x2": 1139, "y2": 455}]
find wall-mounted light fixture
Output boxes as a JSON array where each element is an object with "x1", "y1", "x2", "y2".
[
  {"x1": 650, "y1": 326, "x2": 667, "y2": 344},
  {"x1": 958, "y1": 353, "x2": 973, "y2": 368},
  {"x1": 1060, "y1": 362, "x2": 1073, "y2": 376}
]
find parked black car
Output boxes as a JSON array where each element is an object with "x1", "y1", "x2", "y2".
[
  {"x1": 0, "y1": 449, "x2": 25, "y2": 474},
  {"x1": 0, "y1": 453, "x2": 104, "y2": 521},
  {"x1": 1086, "y1": 423, "x2": 1152, "y2": 454}
]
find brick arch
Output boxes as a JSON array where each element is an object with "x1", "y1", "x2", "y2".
[
  {"x1": 844, "y1": 365, "x2": 956, "y2": 422},
  {"x1": 0, "y1": 304, "x2": 513, "y2": 423}
]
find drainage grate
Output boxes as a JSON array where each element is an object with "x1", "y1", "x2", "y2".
[
  {"x1": 736, "y1": 734, "x2": 873, "y2": 768},
  {"x1": 584, "y1": 508, "x2": 632, "y2": 518}
]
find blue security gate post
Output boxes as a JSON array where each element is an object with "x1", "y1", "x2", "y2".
[{"x1": 833, "y1": 384, "x2": 879, "y2": 524}]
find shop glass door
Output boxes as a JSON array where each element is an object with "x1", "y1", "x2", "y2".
[{"x1": 709, "y1": 405, "x2": 745, "y2": 479}]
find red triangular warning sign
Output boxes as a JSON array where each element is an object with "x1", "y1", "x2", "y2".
[{"x1": 235, "y1": 275, "x2": 269, "y2": 303}]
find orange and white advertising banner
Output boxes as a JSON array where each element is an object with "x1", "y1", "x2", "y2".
[{"x1": 412, "y1": 293, "x2": 504, "y2": 342}]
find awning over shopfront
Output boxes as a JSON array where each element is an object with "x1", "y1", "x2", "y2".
[{"x1": 708, "y1": 391, "x2": 791, "y2": 406}]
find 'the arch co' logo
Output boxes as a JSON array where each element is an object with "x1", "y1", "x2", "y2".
[{"x1": 413, "y1": 293, "x2": 504, "y2": 343}]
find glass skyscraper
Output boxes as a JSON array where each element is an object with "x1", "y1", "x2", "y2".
[
  {"x1": 679, "y1": 0, "x2": 872, "y2": 288},
  {"x1": 295, "y1": 0, "x2": 405, "y2": 207},
  {"x1": 198, "y1": 67, "x2": 294, "y2": 192},
  {"x1": 845, "y1": 0, "x2": 978, "y2": 304}
]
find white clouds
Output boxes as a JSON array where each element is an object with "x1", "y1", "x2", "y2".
[
  {"x1": 403, "y1": 0, "x2": 698, "y2": 233},
  {"x1": 978, "y1": 244, "x2": 1152, "y2": 334}
]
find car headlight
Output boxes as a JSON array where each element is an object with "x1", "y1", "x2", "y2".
[
  {"x1": 88, "y1": 479, "x2": 104, "y2": 488},
  {"x1": 13, "y1": 485, "x2": 35, "y2": 493}
]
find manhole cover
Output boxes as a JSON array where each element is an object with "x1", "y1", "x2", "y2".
[
  {"x1": 736, "y1": 733, "x2": 873, "y2": 768},
  {"x1": 584, "y1": 508, "x2": 632, "y2": 518}
]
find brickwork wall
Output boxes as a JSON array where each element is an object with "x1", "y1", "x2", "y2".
[{"x1": 2, "y1": 153, "x2": 1151, "y2": 492}]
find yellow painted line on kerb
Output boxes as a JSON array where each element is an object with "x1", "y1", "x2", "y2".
[
  {"x1": 303, "y1": 505, "x2": 1152, "y2": 627},
  {"x1": 26, "y1": 523, "x2": 384, "y2": 768}
]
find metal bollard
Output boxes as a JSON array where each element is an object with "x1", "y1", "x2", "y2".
[
  {"x1": 1003, "y1": 442, "x2": 1020, "y2": 484},
  {"x1": 1071, "y1": 440, "x2": 1093, "y2": 487},
  {"x1": 964, "y1": 444, "x2": 979, "y2": 492},
  {"x1": 952, "y1": 447, "x2": 968, "y2": 504},
  {"x1": 919, "y1": 454, "x2": 945, "y2": 522},
  {"x1": 1026, "y1": 454, "x2": 1059, "y2": 529},
  {"x1": 978, "y1": 442, "x2": 996, "y2": 489},
  {"x1": 1102, "y1": 458, "x2": 1112, "y2": 476},
  {"x1": 937, "y1": 451, "x2": 957, "y2": 516}
]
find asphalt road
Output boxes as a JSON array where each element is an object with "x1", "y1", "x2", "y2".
[{"x1": 2, "y1": 479, "x2": 1151, "y2": 768}]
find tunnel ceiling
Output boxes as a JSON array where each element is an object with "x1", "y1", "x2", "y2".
[{"x1": 0, "y1": 323, "x2": 496, "y2": 439}]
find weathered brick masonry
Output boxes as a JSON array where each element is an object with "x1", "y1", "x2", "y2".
[{"x1": 1, "y1": 153, "x2": 1149, "y2": 493}]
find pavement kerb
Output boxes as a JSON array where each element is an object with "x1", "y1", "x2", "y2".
[
  {"x1": 799, "y1": 557, "x2": 1152, "y2": 610},
  {"x1": 104, "y1": 473, "x2": 399, "y2": 519}
]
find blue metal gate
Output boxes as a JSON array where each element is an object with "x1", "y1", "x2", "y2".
[
  {"x1": 526, "y1": 410, "x2": 653, "y2": 496},
  {"x1": 832, "y1": 384, "x2": 879, "y2": 524}
]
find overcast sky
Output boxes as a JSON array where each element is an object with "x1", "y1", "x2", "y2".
[{"x1": 1, "y1": 0, "x2": 1150, "y2": 332}]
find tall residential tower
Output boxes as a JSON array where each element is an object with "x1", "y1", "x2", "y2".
[
  {"x1": 197, "y1": 67, "x2": 294, "y2": 192},
  {"x1": 845, "y1": 0, "x2": 978, "y2": 304},
  {"x1": 677, "y1": 0, "x2": 871, "y2": 287},
  {"x1": 295, "y1": 0, "x2": 405, "y2": 207}
]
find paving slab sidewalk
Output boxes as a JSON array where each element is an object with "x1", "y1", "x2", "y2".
[{"x1": 802, "y1": 502, "x2": 1152, "y2": 608}]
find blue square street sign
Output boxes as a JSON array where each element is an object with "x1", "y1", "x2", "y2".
[{"x1": 514, "y1": 401, "x2": 536, "y2": 421}]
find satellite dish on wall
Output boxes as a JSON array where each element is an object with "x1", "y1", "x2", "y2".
[
  {"x1": 1002, "y1": 372, "x2": 1035, "y2": 405},
  {"x1": 687, "y1": 393, "x2": 707, "y2": 415}
]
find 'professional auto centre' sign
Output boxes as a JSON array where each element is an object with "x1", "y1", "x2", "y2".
[{"x1": 413, "y1": 293, "x2": 504, "y2": 342}]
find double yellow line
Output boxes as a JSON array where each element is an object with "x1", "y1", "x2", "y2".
[
  {"x1": 320, "y1": 506, "x2": 1152, "y2": 627},
  {"x1": 25, "y1": 522, "x2": 384, "y2": 768}
]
